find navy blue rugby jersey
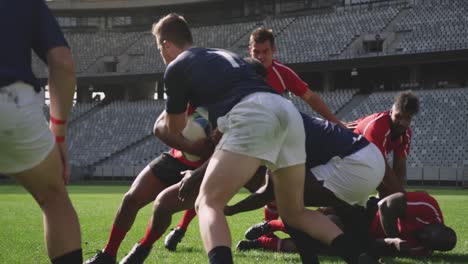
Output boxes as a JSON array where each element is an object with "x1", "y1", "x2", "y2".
[
  {"x1": 164, "y1": 47, "x2": 277, "y2": 127},
  {"x1": 0, "y1": 0, "x2": 68, "y2": 91},
  {"x1": 302, "y1": 112, "x2": 370, "y2": 169}
]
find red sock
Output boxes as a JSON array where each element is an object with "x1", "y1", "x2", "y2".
[
  {"x1": 268, "y1": 220, "x2": 287, "y2": 233},
  {"x1": 103, "y1": 225, "x2": 128, "y2": 257},
  {"x1": 139, "y1": 223, "x2": 162, "y2": 248},
  {"x1": 177, "y1": 209, "x2": 197, "y2": 230},
  {"x1": 264, "y1": 203, "x2": 279, "y2": 221},
  {"x1": 258, "y1": 236, "x2": 283, "y2": 252}
]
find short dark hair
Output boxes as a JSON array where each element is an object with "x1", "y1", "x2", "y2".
[
  {"x1": 249, "y1": 28, "x2": 275, "y2": 47},
  {"x1": 394, "y1": 90, "x2": 419, "y2": 116},
  {"x1": 243, "y1": 57, "x2": 267, "y2": 78},
  {"x1": 152, "y1": 13, "x2": 193, "y2": 48}
]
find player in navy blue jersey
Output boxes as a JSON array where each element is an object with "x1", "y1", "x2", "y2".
[
  {"x1": 150, "y1": 13, "x2": 374, "y2": 264},
  {"x1": 0, "y1": 1, "x2": 81, "y2": 263},
  {"x1": 223, "y1": 113, "x2": 384, "y2": 258}
]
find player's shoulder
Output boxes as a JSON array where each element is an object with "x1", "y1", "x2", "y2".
[
  {"x1": 406, "y1": 191, "x2": 434, "y2": 202},
  {"x1": 272, "y1": 60, "x2": 295, "y2": 73},
  {"x1": 357, "y1": 111, "x2": 390, "y2": 129}
]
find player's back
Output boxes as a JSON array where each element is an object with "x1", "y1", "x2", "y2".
[
  {"x1": 301, "y1": 113, "x2": 369, "y2": 168},
  {"x1": 0, "y1": 0, "x2": 66, "y2": 90},
  {"x1": 164, "y1": 47, "x2": 276, "y2": 126}
]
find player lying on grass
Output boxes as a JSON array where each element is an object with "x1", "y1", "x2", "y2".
[
  {"x1": 113, "y1": 109, "x2": 386, "y2": 263},
  {"x1": 236, "y1": 191, "x2": 456, "y2": 258},
  {"x1": 85, "y1": 107, "x2": 216, "y2": 264}
]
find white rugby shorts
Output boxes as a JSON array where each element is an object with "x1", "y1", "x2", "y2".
[
  {"x1": 0, "y1": 82, "x2": 54, "y2": 174},
  {"x1": 310, "y1": 143, "x2": 385, "y2": 206},
  {"x1": 216, "y1": 92, "x2": 306, "y2": 171}
]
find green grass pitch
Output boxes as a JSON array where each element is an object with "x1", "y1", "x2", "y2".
[{"x1": 0, "y1": 185, "x2": 467, "y2": 263}]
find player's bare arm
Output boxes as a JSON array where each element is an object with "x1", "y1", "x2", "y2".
[
  {"x1": 393, "y1": 156, "x2": 407, "y2": 187},
  {"x1": 377, "y1": 160, "x2": 405, "y2": 198},
  {"x1": 47, "y1": 46, "x2": 76, "y2": 183},
  {"x1": 378, "y1": 192, "x2": 407, "y2": 238},
  {"x1": 224, "y1": 176, "x2": 274, "y2": 216},
  {"x1": 178, "y1": 160, "x2": 209, "y2": 202},
  {"x1": 301, "y1": 90, "x2": 345, "y2": 127}
]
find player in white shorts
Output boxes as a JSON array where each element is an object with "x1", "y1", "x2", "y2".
[
  {"x1": 0, "y1": 1, "x2": 82, "y2": 263},
  {"x1": 151, "y1": 13, "x2": 374, "y2": 264}
]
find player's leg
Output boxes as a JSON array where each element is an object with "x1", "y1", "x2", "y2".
[
  {"x1": 1, "y1": 84, "x2": 81, "y2": 263},
  {"x1": 264, "y1": 201, "x2": 279, "y2": 221},
  {"x1": 195, "y1": 150, "x2": 262, "y2": 263},
  {"x1": 13, "y1": 145, "x2": 82, "y2": 263},
  {"x1": 164, "y1": 208, "x2": 197, "y2": 251},
  {"x1": 103, "y1": 166, "x2": 165, "y2": 258},
  {"x1": 120, "y1": 177, "x2": 199, "y2": 263},
  {"x1": 85, "y1": 154, "x2": 183, "y2": 263}
]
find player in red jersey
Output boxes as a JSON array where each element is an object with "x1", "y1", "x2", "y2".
[
  {"x1": 249, "y1": 27, "x2": 347, "y2": 223},
  {"x1": 237, "y1": 192, "x2": 456, "y2": 258},
  {"x1": 248, "y1": 28, "x2": 342, "y2": 126},
  {"x1": 347, "y1": 91, "x2": 419, "y2": 197},
  {"x1": 368, "y1": 191, "x2": 456, "y2": 256},
  {"x1": 84, "y1": 107, "x2": 215, "y2": 264}
]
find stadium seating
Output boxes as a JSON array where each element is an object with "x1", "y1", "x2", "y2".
[
  {"x1": 67, "y1": 99, "x2": 166, "y2": 166},
  {"x1": 290, "y1": 89, "x2": 358, "y2": 116},
  {"x1": 31, "y1": 1, "x2": 468, "y2": 76},
  {"x1": 395, "y1": 0, "x2": 468, "y2": 54}
]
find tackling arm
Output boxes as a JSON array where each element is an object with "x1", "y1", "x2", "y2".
[
  {"x1": 224, "y1": 175, "x2": 275, "y2": 216},
  {"x1": 377, "y1": 159, "x2": 405, "y2": 198},
  {"x1": 393, "y1": 156, "x2": 407, "y2": 187},
  {"x1": 301, "y1": 90, "x2": 345, "y2": 127}
]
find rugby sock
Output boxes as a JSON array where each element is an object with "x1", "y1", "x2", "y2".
[
  {"x1": 330, "y1": 234, "x2": 360, "y2": 264},
  {"x1": 177, "y1": 209, "x2": 197, "y2": 230},
  {"x1": 103, "y1": 225, "x2": 128, "y2": 257},
  {"x1": 139, "y1": 224, "x2": 162, "y2": 247},
  {"x1": 269, "y1": 220, "x2": 287, "y2": 233},
  {"x1": 284, "y1": 223, "x2": 319, "y2": 264},
  {"x1": 258, "y1": 236, "x2": 283, "y2": 252},
  {"x1": 51, "y1": 248, "x2": 82, "y2": 264},
  {"x1": 264, "y1": 203, "x2": 279, "y2": 221},
  {"x1": 208, "y1": 246, "x2": 233, "y2": 264}
]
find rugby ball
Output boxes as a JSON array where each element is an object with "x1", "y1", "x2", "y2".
[{"x1": 182, "y1": 108, "x2": 211, "y2": 162}]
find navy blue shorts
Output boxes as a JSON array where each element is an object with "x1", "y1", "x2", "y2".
[{"x1": 149, "y1": 152, "x2": 197, "y2": 187}]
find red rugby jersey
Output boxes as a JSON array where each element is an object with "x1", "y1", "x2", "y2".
[
  {"x1": 352, "y1": 110, "x2": 411, "y2": 158},
  {"x1": 369, "y1": 192, "x2": 443, "y2": 255},
  {"x1": 266, "y1": 60, "x2": 309, "y2": 96}
]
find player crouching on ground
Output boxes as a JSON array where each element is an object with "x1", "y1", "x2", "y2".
[{"x1": 237, "y1": 191, "x2": 456, "y2": 259}]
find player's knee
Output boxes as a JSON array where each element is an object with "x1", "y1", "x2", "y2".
[
  {"x1": 153, "y1": 192, "x2": 173, "y2": 213},
  {"x1": 122, "y1": 191, "x2": 146, "y2": 210},
  {"x1": 278, "y1": 207, "x2": 303, "y2": 226},
  {"x1": 34, "y1": 184, "x2": 68, "y2": 209}
]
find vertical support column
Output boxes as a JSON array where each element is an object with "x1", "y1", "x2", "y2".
[
  {"x1": 274, "y1": 0, "x2": 281, "y2": 15},
  {"x1": 76, "y1": 84, "x2": 92, "y2": 103},
  {"x1": 409, "y1": 64, "x2": 421, "y2": 88},
  {"x1": 322, "y1": 71, "x2": 334, "y2": 92}
]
